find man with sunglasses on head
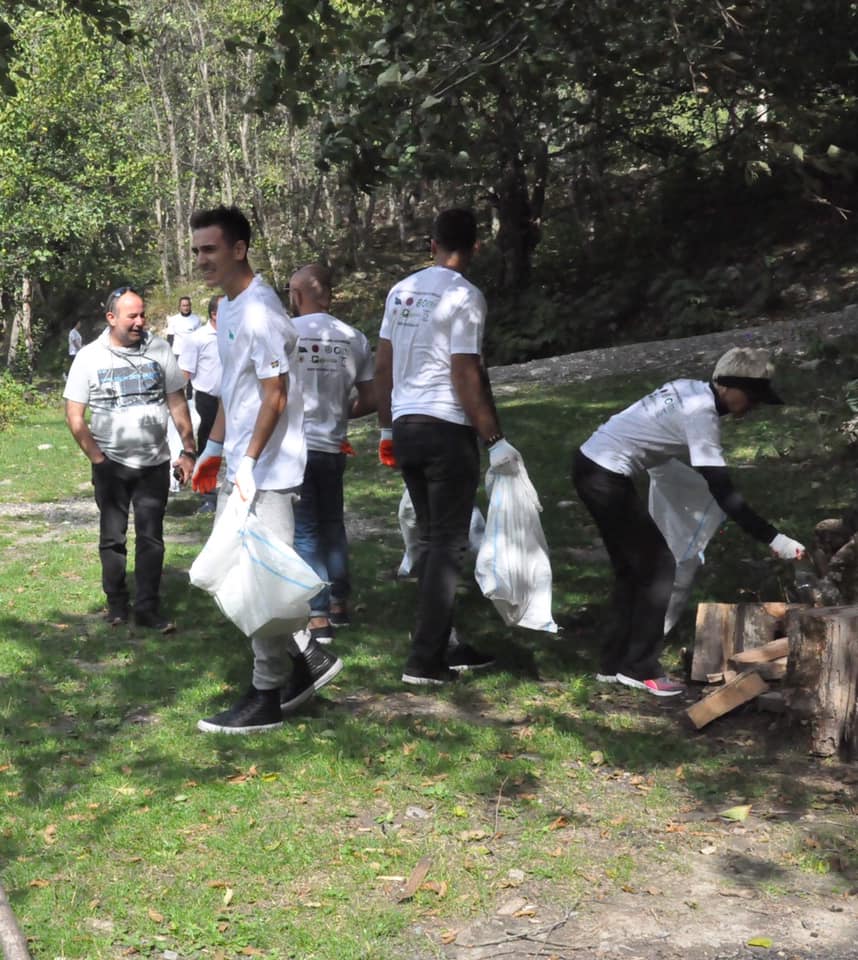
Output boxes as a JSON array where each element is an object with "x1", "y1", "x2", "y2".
[
  {"x1": 64, "y1": 286, "x2": 196, "y2": 633},
  {"x1": 190, "y1": 205, "x2": 342, "y2": 735}
]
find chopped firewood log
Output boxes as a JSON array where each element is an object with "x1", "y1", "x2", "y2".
[{"x1": 686, "y1": 672, "x2": 770, "y2": 730}]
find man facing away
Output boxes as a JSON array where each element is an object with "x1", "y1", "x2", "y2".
[
  {"x1": 289, "y1": 264, "x2": 376, "y2": 642},
  {"x1": 190, "y1": 205, "x2": 342, "y2": 734},
  {"x1": 64, "y1": 287, "x2": 196, "y2": 632},
  {"x1": 179, "y1": 294, "x2": 223, "y2": 513},
  {"x1": 67, "y1": 320, "x2": 82, "y2": 376},
  {"x1": 375, "y1": 207, "x2": 523, "y2": 685}
]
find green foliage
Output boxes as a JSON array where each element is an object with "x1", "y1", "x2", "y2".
[{"x1": 0, "y1": 370, "x2": 32, "y2": 430}]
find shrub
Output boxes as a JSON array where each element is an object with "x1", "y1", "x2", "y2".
[{"x1": 0, "y1": 370, "x2": 30, "y2": 431}]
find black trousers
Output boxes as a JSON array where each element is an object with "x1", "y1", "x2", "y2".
[
  {"x1": 572, "y1": 449, "x2": 676, "y2": 680},
  {"x1": 394, "y1": 419, "x2": 480, "y2": 674},
  {"x1": 92, "y1": 458, "x2": 171, "y2": 615},
  {"x1": 194, "y1": 389, "x2": 219, "y2": 453}
]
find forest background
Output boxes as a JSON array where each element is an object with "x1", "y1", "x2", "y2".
[{"x1": 2, "y1": 0, "x2": 858, "y2": 379}]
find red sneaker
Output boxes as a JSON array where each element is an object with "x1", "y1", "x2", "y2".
[{"x1": 616, "y1": 673, "x2": 685, "y2": 697}]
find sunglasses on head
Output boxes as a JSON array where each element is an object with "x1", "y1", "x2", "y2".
[{"x1": 105, "y1": 285, "x2": 143, "y2": 313}]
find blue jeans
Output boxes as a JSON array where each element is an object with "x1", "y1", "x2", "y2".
[{"x1": 292, "y1": 450, "x2": 349, "y2": 617}]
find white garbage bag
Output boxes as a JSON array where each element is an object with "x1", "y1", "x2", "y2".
[
  {"x1": 648, "y1": 458, "x2": 726, "y2": 634},
  {"x1": 189, "y1": 490, "x2": 324, "y2": 637},
  {"x1": 474, "y1": 462, "x2": 558, "y2": 633},
  {"x1": 397, "y1": 489, "x2": 485, "y2": 578}
]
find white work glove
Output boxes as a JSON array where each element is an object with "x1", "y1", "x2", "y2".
[
  {"x1": 769, "y1": 533, "x2": 806, "y2": 560},
  {"x1": 488, "y1": 437, "x2": 522, "y2": 475},
  {"x1": 191, "y1": 439, "x2": 224, "y2": 494},
  {"x1": 234, "y1": 455, "x2": 258, "y2": 505}
]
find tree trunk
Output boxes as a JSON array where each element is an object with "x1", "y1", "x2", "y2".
[
  {"x1": 0, "y1": 879, "x2": 31, "y2": 960},
  {"x1": 157, "y1": 59, "x2": 187, "y2": 280},
  {"x1": 2, "y1": 275, "x2": 33, "y2": 377},
  {"x1": 786, "y1": 605, "x2": 858, "y2": 757}
]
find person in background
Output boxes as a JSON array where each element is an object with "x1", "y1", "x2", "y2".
[
  {"x1": 166, "y1": 296, "x2": 202, "y2": 399},
  {"x1": 179, "y1": 294, "x2": 223, "y2": 513},
  {"x1": 190, "y1": 205, "x2": 342, "y2": 734},
  {"x1": 374, "y1": 207, "x2": 522, "y2": 686},
  {"x1": 572, "y1": 346, "x2": 807, "y2": 697},
  {"x1": 289, "y1": 264, "x2": 375, "y2": 642},
  {"x1": 64, "y1": 286, "x2": 196, "y2": 633},
  {"x1": 67, "y1": 320, "x2": 83, "y2": 376}
]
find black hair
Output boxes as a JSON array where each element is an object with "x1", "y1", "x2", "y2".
[
  {"x1": 189, "y1": 205, "x2": 252, "y2": 250},
  {"x1": 207, "y1": 294, "x2": 221, "y2": 318},
  {"x1": 432, "y1": 208, "x2": 478, "y2": 253}
]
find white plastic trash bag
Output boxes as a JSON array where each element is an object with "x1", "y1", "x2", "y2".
[
  {"x1": 397, "y1": 489, "x2": 485, "y2": 578},
  {"x1": 648, "y1": 458, "x2": 726, "y2": 634},
  {"x1": 190, "y1": 491, "x2": 324, "y2": 637},
  {"x1": 475, "y1": 463, "x2": 558, "y2": 633}
]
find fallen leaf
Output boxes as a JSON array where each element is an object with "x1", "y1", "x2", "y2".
[
  {"x1": 148, "y1": 908, "x2": 164, "y2": 923},
  {"x1": 459, "y1": 829, "x2": 489, "y2": 842},
  {"x1": 241, "y1": 949, "x2": 264, "y2": 957},
  {"x1": 208, "y1": 880, "x2": 227, "y2": 888},
  {"x1": 42, "y1": 824, "x2": 57, "y2": 845},
  {"x1": 590, "y1": 750, "x2": 604, "y2": 766},
  {"x1": 747, "y1": 936, "x2": 773, "y2": 948},
  {"x1": 700, "y1": 845, "x2": 717, "y2": 855},
  {"x1": 548, "y1": 816, "x2": 569, "y2": 831},
  {"x1": 223, "y1": 888, "x2": 234, "y2": 907},
  {"x1": 440, "y1": 930, "x2": 457, "y2": 944},
  {"x1": 421, "y1": 880, "x2": 447, "y2": 898},
  {"x1": 719, "y1": 804, "x2": 752, "y2": 822},
  {"x1": 497, "y1": 897, "x2": 528, "y2": 916},
  {"x1": 28, "y1": 879, "x2": 50, "y2": 888}
]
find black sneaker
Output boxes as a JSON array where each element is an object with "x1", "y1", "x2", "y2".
[
  {"x1": 280, "y1": 640, "x2": 343, "y2": 712},
  {"x1": 197, "y1": 686, "x2": 283, "y2": 734},
  {"x1": 134, "y1": 610, "x2": 176, "y2": 634},
  {"x1": 446, "y1": 643, "x2": 496, "y2": 673},
  {"x1": 308, "y1": 622, "x2": 336, "y2": 646},
  {"x1": 106, "y1": 606, "x2": 129, "y2": 627},
  {"x1": 401, "y1": 666, "x2": 458, "y2": 686},
  {"x1": 329, "y1": 606, "x2": 351, "y2": 628}
]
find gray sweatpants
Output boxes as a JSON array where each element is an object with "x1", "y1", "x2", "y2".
[{"x1": 215, "y1": 484, "x2": 309, "y2": 690}]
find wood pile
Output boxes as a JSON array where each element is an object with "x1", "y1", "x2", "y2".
[{"x1": 686, "y1": 516, "x2": 858, "y2": 757}]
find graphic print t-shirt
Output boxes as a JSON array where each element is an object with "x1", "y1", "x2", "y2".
[
  {"x1": 378, "y1": 265, "x2": 485, "y2": 425},
  {"x1": 580, "y1": 379, "x2": 727, "y2": 477},
  {"x1": 63, "y1": 328, "x2": 185, "y2": 468},
  {"x1": 294, "y1": 312, "x2": 374, "y2": 452}
]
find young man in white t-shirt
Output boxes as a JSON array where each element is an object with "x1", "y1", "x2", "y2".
[
  {"x1": 573, "y1": 347, "x2": 807, "y2": 697},
  {"x1": 375, "y1": 208, "x2": 523, "y2": 685},
  {"x1": 289, "y1": 264, "x2": 375, "y2": 641},
  {"x1": 189, "y1": 205, "x2": 342, "y2": 734}
]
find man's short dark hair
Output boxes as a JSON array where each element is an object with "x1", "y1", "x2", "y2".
[
  {"x1": 179, "y1": 296, "x2": 191, "y2": 304},
  {"x1": 432, "y1": 208, "x2": 477, "y2": 253},
  {"x1": 190, "y1": 205, "x2": 252, "y2": 250},
  {"x1": 207, "y1": 295, "x2": 221, "y2": 318}
]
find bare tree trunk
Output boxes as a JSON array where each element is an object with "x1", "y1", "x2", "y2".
[
  {"x1": 2, "y1": 275, "x2": 32, "y2": 376},
  {"x1": 157, "y1": 59, "x2": 187, "y2": 279},
  {"x1": 0, "y1": 879, "x2": 31, "y2": 960}
]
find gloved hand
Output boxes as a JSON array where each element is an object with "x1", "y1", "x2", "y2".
[
  {"x1": 769, "y1": 533, "x2": 807, "y2": 560},
  {"x1": 234, "y1": 455, "x2": 258, "y2": 504},
  {"x1": 488, "y1": 437, "x2": 522, "y2": 475},
  {"x1": 192, "y1": 439, "x2": 224, "y2": 494},
  {"x1": 378, "y1": 428, "x2": 397, "y2": 468},
  {"x1": 340, "y1": 440, "x2": 356, "y2": 456}
]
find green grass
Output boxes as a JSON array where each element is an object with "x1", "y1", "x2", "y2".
[{"x1": 1, "y1": 360, "x2": 857, "y2": 958}]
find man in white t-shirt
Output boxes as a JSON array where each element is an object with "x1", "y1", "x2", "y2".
[
  {"x1": 179, "y1": 294, "x2": 223, "y2": 512},
  {"x1": 375, "y1": 208, "x2": 523, "y2": 686},
  {"x1": 67, "y1": 321, "x2": 82, "y2": 375},
  {"x1": 289, "y1": 264, "x2": 375, "y2": 641},
  {"x1": 189, "y1": 205, "x2": 342, "y2": 734},
  {"x1": 63, "y1": 287, "x2": 196, "y2": 632},
  {"x1": 166, "y1": 296, "x2": 201, "y2": 400},
  {"x1": 573, "y1": 347, "x2": 807, "y2": 697}
]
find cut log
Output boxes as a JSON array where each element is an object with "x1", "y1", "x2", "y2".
[
  {"x1": 786, "y1": 605, "x2": 858, "y2": 757},
  {"x1": 692, "y1": 603, "x2": 805, "y2": 682},
  {"x1": 686, "y1": 672, "x2": 770, "y2": 730},
  {"x1": 730, "y1": 638, "x2": 789, "y2": 664},
  {"x1": 753, "y1": 657, "x2": 788, "y2": 681}
]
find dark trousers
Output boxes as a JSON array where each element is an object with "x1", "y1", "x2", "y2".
[
  {"x1": 394, "y1": 419, "x2": 480, "y2": 673},
  {"x1": 293, "y1": 450, "x2": 349, "y2": 616},
  {"x1": 92, "y1": 458, "x2": 171, "y2": 615},
  {"x1": 572, "y1": 449, "x2": 676, "y2": 680},
  {"x1": 194, "y1": 389, "x2": 218, "y2": 453}
]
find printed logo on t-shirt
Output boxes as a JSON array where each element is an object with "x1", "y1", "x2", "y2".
[{"x1": 97, "y1": 361, "x2": 164, "y2": 408}]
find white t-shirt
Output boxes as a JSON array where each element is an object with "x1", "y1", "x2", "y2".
[
  {"x1": 379, "y1": 265, "x2": 485, "y2": 425},
  {"x1": 179, "y1": 323, "x2": 222, "y2": 396},
  {"x1": 68, "y1": 327, "x2": 82, "y2": 356},
  {"x1": 294, "y1": 312, "x2": 374, "y2": 453},
  {"x1": 63, "y1": 328, "x2": 185, "y2": 469},
  {"x1": 217, "y1": 275, "x2": 306, "y2": 490},
  {"x1": 580, "y1": 379, "x2": 727, "y2": 477},
  {"x1": 166, "y1": 311, "x2": 202, "y2": 356}
]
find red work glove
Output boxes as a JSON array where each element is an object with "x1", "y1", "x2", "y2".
[
  {"x1": 192, "y1": 439, "x2": 224, "y2": 494},
  {"x1": 340, "y1": 440, "x2": 356, "y2": 456},
  {"x1": 378, "y1": 428, "x2": 397, "y2": 468}
]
